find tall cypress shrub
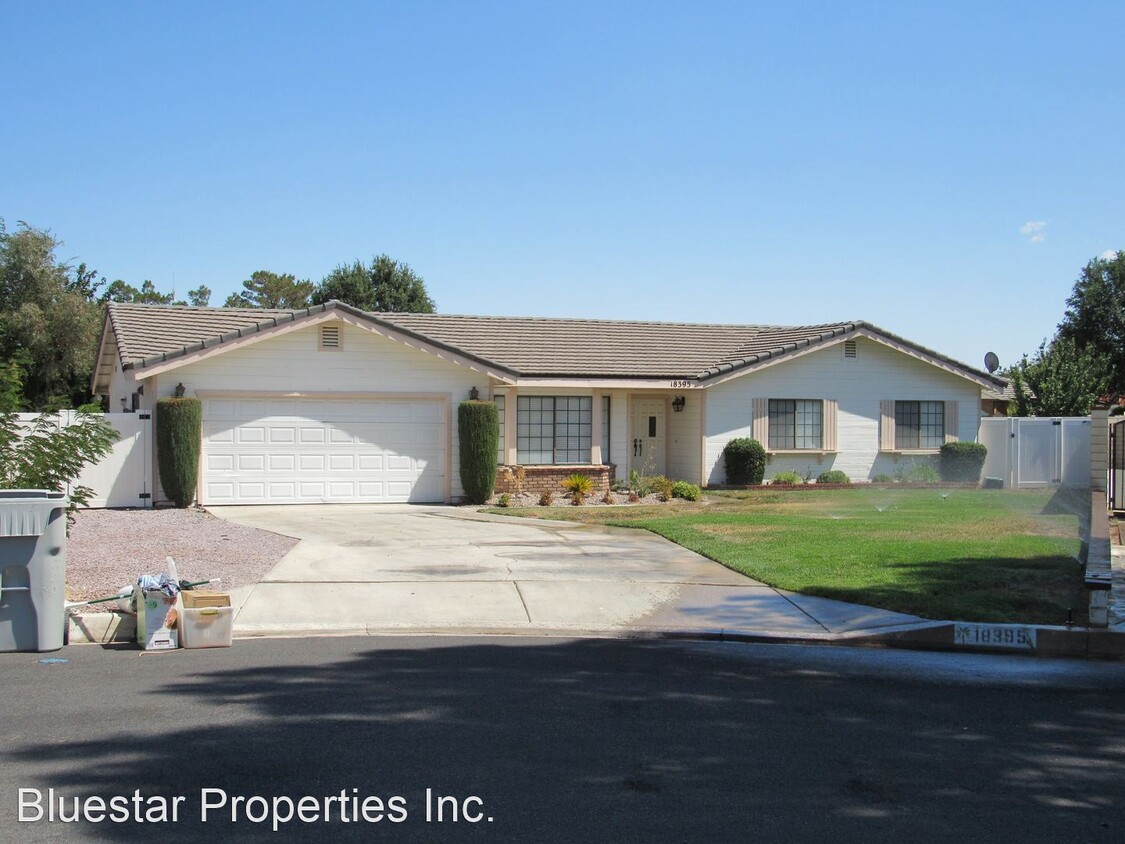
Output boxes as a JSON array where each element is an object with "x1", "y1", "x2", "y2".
[
  {"x1": 156, "y1": 397, "x2": 202, "y2": 508},
  {"x1": 458, "y1": 400, "x2": 499, "y2": 504}
]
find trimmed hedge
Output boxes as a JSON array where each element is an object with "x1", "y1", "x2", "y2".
[
  {"x1": 939, "y1": 442, "x2": 988, "y2": 483},
  {"x1": 816, "y1": 470, "x2": 850, "y2": 484},
  {"x1": 723, "y1": 437, "x2": 766, "y2": 485},
  {"x1": 458, "y1": 400, "x2": 499, "y2": 504},
  {"x1": 156, "y1": 397, "x2": 202, "y2": 508}
]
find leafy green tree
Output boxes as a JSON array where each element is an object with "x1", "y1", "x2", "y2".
[
  {"x1": 314, "y1": 254, "x2": 436, "y2": 312},
  {"x1": 224, "y1": 270, "x2": 314, "y2": 309},
  {"x1": 0, "y1": 220, "x2": 102, "y2": 409},
  {"x1": 1007, "y1": 336, "x2": 1109, "y2": 417},
  {"x1": 0, "y1": 405, "x2": 118, "y2": 514},
  {"x1": 187, "y1": 285, "x2": 211, "y2": 307},
  {"x1": 102, "y1": 279, "x2": 177, "y2": 304},
  {"x1": 1057, "y1": 251, "x2": 1125, "y2": 393}
]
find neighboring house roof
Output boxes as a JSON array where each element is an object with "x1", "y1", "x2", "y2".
[
  {"x1": 94, "y1": 301, "x2": 1006, "y2": 390},
  {"x1": 982, "y1": 377, "x2": 1035, "y2": 403}
]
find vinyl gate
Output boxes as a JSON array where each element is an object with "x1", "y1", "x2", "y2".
[
  {"x1": 979, "y1": 417, "x2": 1091, "y2": 489},
  {"x1": 1110, "y1": 419, "x2": 1125, "y2": 510},
  {"x1": 15, "y1": 412, "x2": 152, "y2": 508}
]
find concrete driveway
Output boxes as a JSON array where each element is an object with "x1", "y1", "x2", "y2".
[{"x1": 211, "y1": 505, "x2": 924, "y2": 639}]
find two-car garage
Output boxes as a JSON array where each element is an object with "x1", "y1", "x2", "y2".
[{"x1": 199, "y1": 396, "x2": 448, "y2": 505}]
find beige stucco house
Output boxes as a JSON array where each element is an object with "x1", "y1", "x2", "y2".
[{"x1": 92, "y1": 301, "x2": 1005, "y2": 505}]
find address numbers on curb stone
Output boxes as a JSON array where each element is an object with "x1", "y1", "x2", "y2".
[{"x1": 954, "y1": 624, "x2": 1036, "y2": 649}]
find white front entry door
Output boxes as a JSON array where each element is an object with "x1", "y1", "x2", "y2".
[
  {"x1": 631, "y1": 399, "x2": 666, "y2": 477},
  {"x1": 200, "y1": 396, "x2": 446, "y2": 505}
]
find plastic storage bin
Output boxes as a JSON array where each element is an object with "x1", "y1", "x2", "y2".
[
  {"x1": 0, "y1": 490, "x2": 69, "y2": 652},
  {"x1": 180, "y1": 605, "x2": 234, "y2": 649}
]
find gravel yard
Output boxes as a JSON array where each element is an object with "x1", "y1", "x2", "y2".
[{"x1": 66, "y1": 507, "x2": 298, "y2": 609}]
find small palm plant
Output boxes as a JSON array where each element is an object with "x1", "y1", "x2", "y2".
[{"x1": 560, "y1": 473, "x2": 595, "y2": 505}]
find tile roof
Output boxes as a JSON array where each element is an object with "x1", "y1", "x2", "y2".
[{"x1": 103, "y1": 301, "x2": 1003, "y2": 387}]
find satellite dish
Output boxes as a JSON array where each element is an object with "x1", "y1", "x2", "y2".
[{"x1": 984, "y1": 351, "x2": 1000, "y2": 373}]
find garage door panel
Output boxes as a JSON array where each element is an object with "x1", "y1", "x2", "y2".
[
  {"x1": 268, "y1": 426, "x2": 297, "y2": 444},
  {"x1": 299, "y1": 427, "x2": 325, "y2": 443},
  {"x1": 238, "y1": 454, "x2": 266, "y2": 471},
  {"x1": 201, "y1": 397, "x2": 447, "y2": 504},
  {"x1": 269, "y1": 454, "x2": 296, "y2": 471},
  {"x1": 300, "y1": 454, "x2": 326, "y2": 470}
]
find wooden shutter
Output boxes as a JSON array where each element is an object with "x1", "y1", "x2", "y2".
[
  {"x1": 822, "y1": 399, "x2": 838, "y2": 451},
  {"x1": 880, "y1": 400, "x2": 896, "y2": 451},
  {"x1": 752, "y1": 398, "x2": 768, "y2": 445},
  {"x1": 944, "y1": 400, "x2": 959, "y2": 443}
]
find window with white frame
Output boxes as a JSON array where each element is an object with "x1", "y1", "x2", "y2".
[
  {"x1": 494, "y1": 395, "x2": 506, "y2": 464},
  {"x1": 517, "y1": 396, "x2": 592, "y2": 464},
  {"x1": 894, "y1": 401, "x2": 944, "y2": 449},
  {"x1": 767, "y1": 399, "x2": 823, "y2": 450}
]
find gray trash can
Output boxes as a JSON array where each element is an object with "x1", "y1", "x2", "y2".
[{"x1": 0, "y1": 490, "x2": 69, "y2": 652}]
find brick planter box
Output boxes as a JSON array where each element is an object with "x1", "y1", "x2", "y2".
[{"x1": 496, "y1": 465, "x2": 616, "y2": 496}]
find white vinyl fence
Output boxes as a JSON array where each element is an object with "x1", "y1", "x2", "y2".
[
  {"x1": 979, "y1": 416, "x2": 1091, "y2": 489},
  {"x1": 14, "y1": 412, "x2": 152, "y2": 508}
]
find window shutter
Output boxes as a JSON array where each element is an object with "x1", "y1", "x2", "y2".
[
  {"x1": 752, "y1": 398, "x2": 768, "y2": 444},
  {"x1": 880, "y1": 400, "x2": 896, "y2": 451},
  {"x1": 944, "y1": 400, "x2": 959, "y2": 443},
  {"x1": 822, "y1": 399, "x2": 838, "y2": 451}
]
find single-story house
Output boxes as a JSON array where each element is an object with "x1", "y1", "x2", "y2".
[{"x1": 91, "y1": 301, "x2": 1006, "y2": 505}]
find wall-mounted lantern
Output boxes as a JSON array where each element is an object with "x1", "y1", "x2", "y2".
[
  {"x1": 469, "y1": 386, "x2": 480, "y2": 401},
  {"x1": 174, "y1": 383, "x2": 186, "y2": 398},
  {"x1": 672, "y1": 396, "x2": 686, "y2": 413}
]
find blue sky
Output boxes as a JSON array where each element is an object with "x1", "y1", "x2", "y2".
[{"x1": 2, "y1": 1, "x2": 1122, "y2": 370}]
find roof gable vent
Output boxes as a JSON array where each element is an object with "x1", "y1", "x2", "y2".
[
  {"x1": 319, "y1": 324, "x2": 341, "y2": 350},
  {"x1": 844, "y1": 340, "x2": 857, "y2": 359}
]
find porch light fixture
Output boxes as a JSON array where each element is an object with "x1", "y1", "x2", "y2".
[
  {"x1": 469, "y1": 386, "x2": 480, "y2": 401},
  {"x1": 174, "y1": 383, "x2": 186, "y2": 398},
  {"x1": 119, "y1": 397, "x2": 127, "y2": 411},
  {"x1": 672, "y1": 396, "x2": 686, "y2": 413}
]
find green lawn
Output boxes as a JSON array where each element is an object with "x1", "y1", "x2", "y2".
[{"x1": 491, "y1": 488, "x2": 1087, "y2": 624}]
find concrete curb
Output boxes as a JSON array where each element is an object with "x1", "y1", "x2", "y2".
[{"x1": 67, "y1": 612, "x2": 1125, "y2": 660}]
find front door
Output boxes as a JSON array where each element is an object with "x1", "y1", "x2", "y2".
[{"x1": 631, "y1": 399, "x2": 666, "y2": 477}]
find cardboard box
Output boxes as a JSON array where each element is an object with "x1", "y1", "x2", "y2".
[
  {"x1": 180, "y1": 605, "x2": 233, "y2": 649},
  {"x1": 136, "y1": 589, "x2": 179, "y2": 650},
  {"x1": 181, "y1": 591, "x2": 231, "y2": 609}
]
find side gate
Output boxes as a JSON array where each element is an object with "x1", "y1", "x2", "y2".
[{"x1": 1111, "y1": 419, "x2": 1125, "y2": 511}]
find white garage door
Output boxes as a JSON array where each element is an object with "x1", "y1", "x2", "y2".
[{"x1": 201, "y1": 397, "x2": 446, "y2": 505}]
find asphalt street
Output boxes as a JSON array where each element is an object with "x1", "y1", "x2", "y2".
[{"x1": 2, "y1": 637, "x2": 1124, "y2": 843}]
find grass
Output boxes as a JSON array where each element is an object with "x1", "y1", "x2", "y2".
[{"x1": 489, "y1": 487, "x2": 1087, "y2": 625}]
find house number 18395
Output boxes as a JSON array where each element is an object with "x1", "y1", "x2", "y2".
[{"x1": 669, "y1": 380, "x2": 696, "y2": 388}]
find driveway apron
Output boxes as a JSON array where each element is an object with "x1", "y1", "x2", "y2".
[{"x1": 209, "y1": 505, "x2": 921, "y2": 639}]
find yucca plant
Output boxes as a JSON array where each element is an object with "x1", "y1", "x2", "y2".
[{"x1": 560, "y1": 473, "x2": 594, "y2": 505}]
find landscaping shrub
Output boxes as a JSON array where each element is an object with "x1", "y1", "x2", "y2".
[
  {"x1": 458, "y1": 400, "x2": 499, "y2": 504},
  {"x1": 723, "y1": 437, "x2": 766, "y2": 485},
  {"x1": 539, "y1": 490, "x2": 554, "y2": 506},
  {"x1": 896, "y1": 462, "x2": 941, "y2": 484},
  {"x1": 871, "y1": 473, "x2": 894, "y2": 483},
  {"x1": 561, "y1": 473, "x2": 594, "y2": 504},
  {"x1": 771, "y1": 470, "x2": 804, "y2": 485},
  {"x1": 939, "y1": 442, "x2": 988, "y2": 483},
  {"x1": 652, "y1": 475, "x2": 675, "y2": 502},
  {"x1": 671, "y1": 481, "x2": 701, "y2": 501},
  {"x1": 816, "y1": 470, "x2": 850, "y2": 484},
  {"x1": 497, "y1": 493, "x2": 511, "y2": 508},
  {"x1": 156, "y1": 397, "x2": 202, "y2": 508}
]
